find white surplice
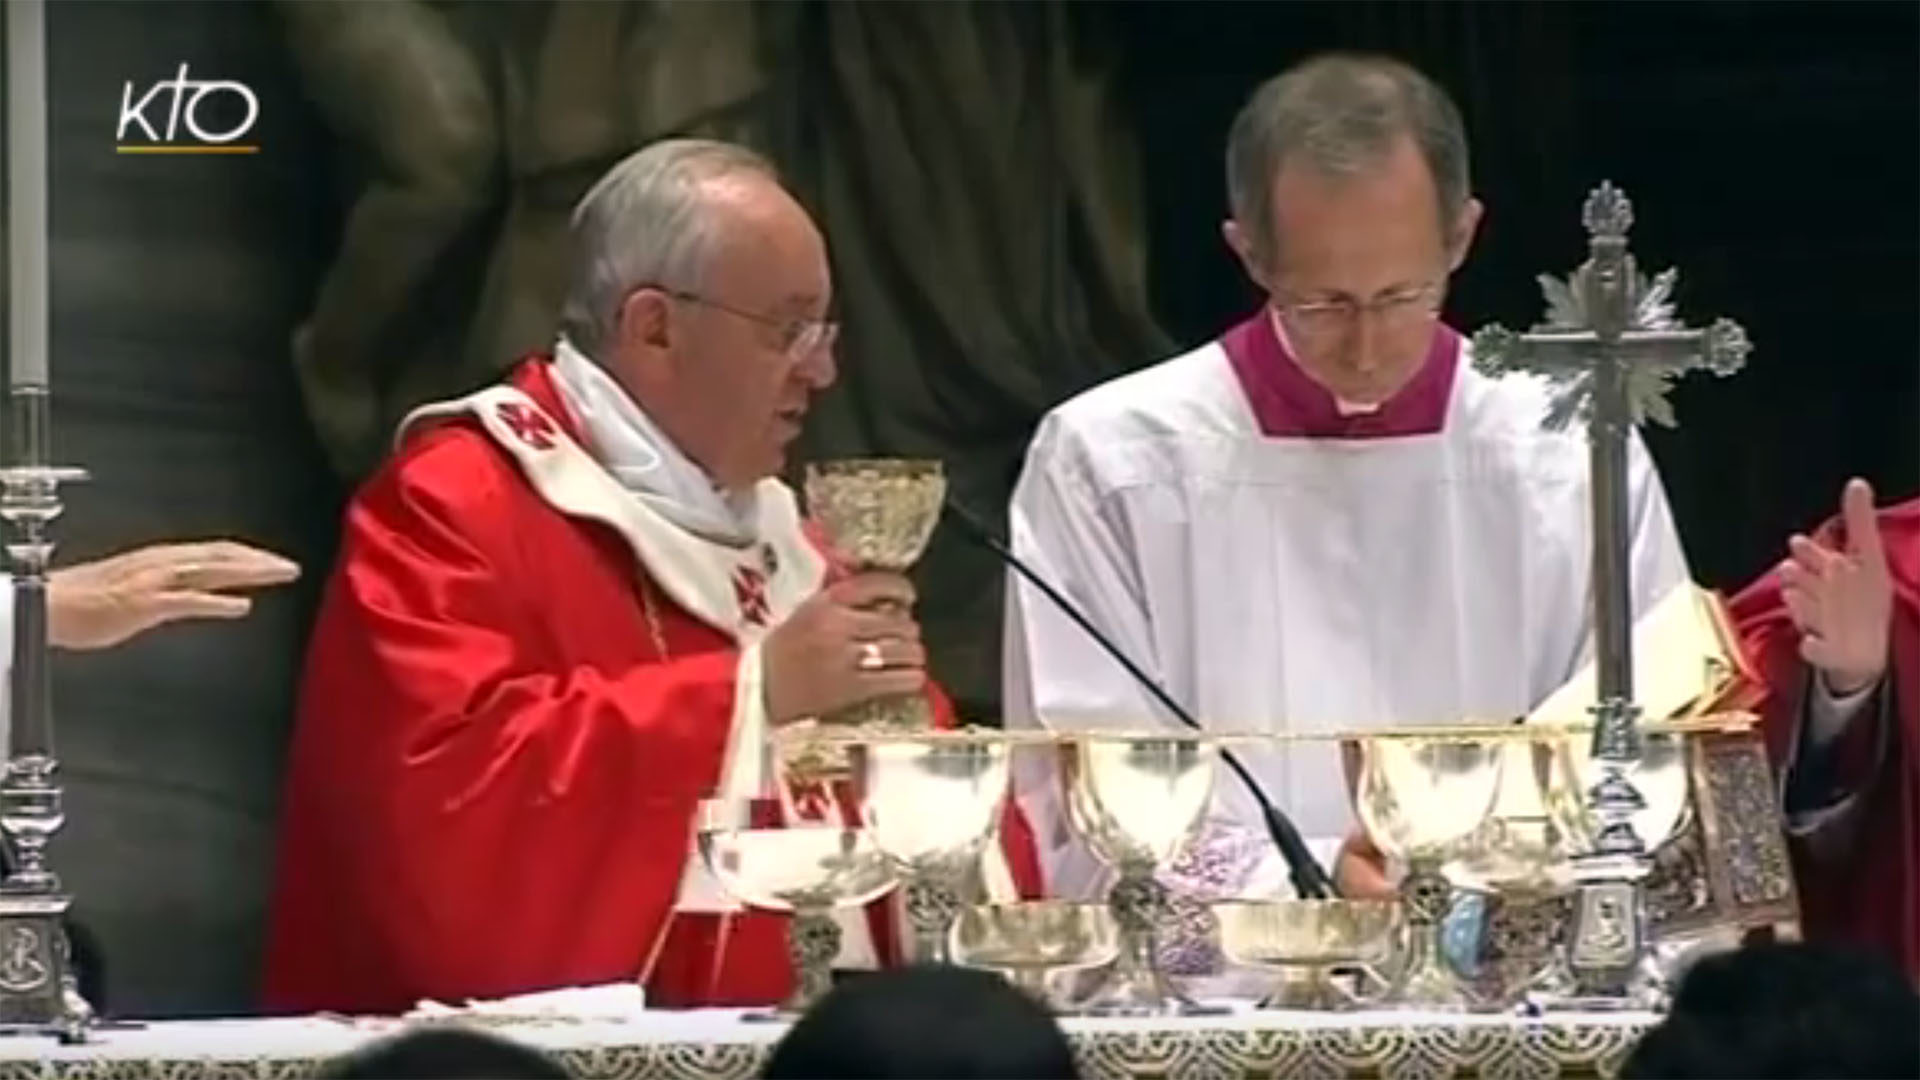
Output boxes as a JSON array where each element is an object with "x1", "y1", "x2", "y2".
[{"x1": 1002, "y1": 332, "x2": 1691, "y2": 903}]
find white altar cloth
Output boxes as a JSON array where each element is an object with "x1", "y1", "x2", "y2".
[{"x1": 0, "y1": 1006, "x2": 1659, "y2": 1079}]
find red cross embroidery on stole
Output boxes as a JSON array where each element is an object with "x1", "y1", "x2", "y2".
[
  {"x1": 733, "y1": 565, "x2": 771, "y2": 628},
  {"x1": 495, "y1": 401, "x2": 558, "y2": 451}
]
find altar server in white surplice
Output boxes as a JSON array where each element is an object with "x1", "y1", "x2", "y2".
[{"x1": 1003, "y1": 54, "x2": 1692, "y2": 913}]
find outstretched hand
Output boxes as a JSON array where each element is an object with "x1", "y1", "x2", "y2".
[
  {"x1": 48, "y1": 540, "x2": 301, "y2": 651},
  {"x1": 1779, "y1": 478, "x2": 1893, "y2": 695}
]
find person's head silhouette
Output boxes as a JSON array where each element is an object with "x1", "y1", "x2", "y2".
[
  {"x1": 763, "y1": 966, "x2": 1079, "y2": 1079},
  {"x1": 317, "y1": 1025, "x2": 570, "y2": 1079}
]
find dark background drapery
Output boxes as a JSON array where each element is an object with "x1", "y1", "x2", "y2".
[{"x1": 2, "y1": 0, "x2": 1911, "y2": 1016}]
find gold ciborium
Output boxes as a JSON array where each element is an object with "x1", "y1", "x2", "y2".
[
  {"x1": 695, "y1": 798, "x2": 898, "y2": 1018},
  {"x1": 847, "y1": 730, "x2": 1013, "y2": 964},
  {"x1": 1059, "y1": 732, "x2": 1221, "y2": 1016},
  {"x1": 949, "y1": 901, "x2": 1121, "y2": 1008},
  {"x1": 1215, "y1": 899, "x2": 1399, "y2": 1010},
  {"x1": 1354, "y1": 735, "x2": 1503, "y2": 1010}
]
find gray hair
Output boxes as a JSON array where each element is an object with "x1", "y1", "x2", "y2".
[
  {"x1": 1226, "y1": 54, "x2": 1470, "y2": 270},
  {"x1": 558, "y1": 138, "x2": 778, "y2": 357}
]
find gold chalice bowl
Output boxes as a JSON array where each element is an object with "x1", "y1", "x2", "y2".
[
  {"x1": 1452, "y1": 739, "x2": 1581, "y2": 895},
  {"x1": 695, "y1": 798, "x2": 898, "y2": 1018},
  {"x1": 949, "y1": 901, "x2": 1121, "y2": 1008},
  {"x1": 848, "y1": 730, "x2": 1013, "y2": 964},
  {"x1": 1215, "y1": 899, "x2": 1399, "y2": 1010},
  {"x1": 1441, "y1": 737, "x2": 1585, "y2": 1010},
  {"x1": 1059, "y1": 732, "x2": 1220, "y2": 1016},
  {"x1": 1355, "y1": 734, "x2": 1503, "y2": 1010}
]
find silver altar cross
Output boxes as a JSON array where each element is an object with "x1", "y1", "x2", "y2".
[{"x1": 1471, "y1": 181, "x2": 1750, "y2": 1000}]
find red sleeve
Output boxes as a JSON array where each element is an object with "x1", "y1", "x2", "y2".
[
  {"x1": 264, "y1": 440, "x2": 742, "y2": 1013},
  {"x1": 1730, "y1": 528, "x2": 1887, "y2": 801},
  {"x1": 1728, "y1": 501, "x2": 1920, "y2": 979}
]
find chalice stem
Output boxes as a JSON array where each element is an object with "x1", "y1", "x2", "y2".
[
  {"x1": 782, "y1": 907, "x2": 842, "y2": 1015},
  {"x1": 1392, "y1": 859, "x2": 1468, "y2": 1009},
  {"x1": 903, "y1": 874, "x2": 961, "y2": 965},
  {"x1": 1076, "y1": 869, "x2": 1211, "y2": 1016}
]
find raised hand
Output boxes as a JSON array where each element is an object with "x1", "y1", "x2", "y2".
[{"x1": 1779, "y1": 478, "x2": 1893, "y2": 695}]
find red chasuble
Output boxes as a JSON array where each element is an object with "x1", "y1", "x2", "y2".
[
  {"x1": 262, "y1": 358, "x2": 1041, "y2": 1015},
  {"x1": 1729, "y1": 497, "x2": 1920, "y2": 980}
]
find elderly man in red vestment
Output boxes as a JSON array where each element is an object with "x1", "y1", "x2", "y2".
[
  {"x1": 1732, "y1": 479, "x2": 1919, "y2": 980},
  {"x1": 263, "y1": 139, "x2": 1036, "y2": 1015}
]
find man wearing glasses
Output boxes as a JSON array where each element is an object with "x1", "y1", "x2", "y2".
[
  {"x1": 1001, "y1": 53, "x2": 1696, "y2": 965},
  {"x1": 262, "y1": 139, "x2": 1036, "y2": 1014}
]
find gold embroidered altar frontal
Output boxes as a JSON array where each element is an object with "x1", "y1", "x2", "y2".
[{"x1": 0, "y1": 1010, "x2": 1657, "y2": 1080}]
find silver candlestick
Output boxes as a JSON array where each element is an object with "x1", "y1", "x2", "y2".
[
  {"x1": 0, "y1": 387, "x2": 92, "y2": 1041},
  {"x1": 1471, "y1": 182, "x2": 1749, "y2": 1006},
  {"x1": 2, "y1": 0, "x2": 95, "y2": 1041}
]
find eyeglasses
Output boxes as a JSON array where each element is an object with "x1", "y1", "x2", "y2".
[
  {"x1": 1273, "y1": 282, "x2": 1445, "y2": 343},
  {"x1": 660, "y1": 288, "x2": 838, "y2": 359}
]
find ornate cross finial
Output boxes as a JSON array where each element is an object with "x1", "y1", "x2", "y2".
[
  {"x1": 1471, "y1": 182, "x2": 1750, "y2": 431},
  {"x1": 1582, "y1": 181, "x2": 1634, "y2": 239}
]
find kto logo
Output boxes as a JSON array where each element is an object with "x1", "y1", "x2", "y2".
[{"x1": 116, "y1": 64, "x2": 258, "y2": 155}]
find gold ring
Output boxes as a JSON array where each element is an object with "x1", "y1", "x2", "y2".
[{"x1": 857, "y1": 641, "x2": 886, "y2": 672}]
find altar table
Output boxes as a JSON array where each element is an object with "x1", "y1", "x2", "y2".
[{"x1": 0, "y1": 1007, "x2": 1657, "y2": 1079}]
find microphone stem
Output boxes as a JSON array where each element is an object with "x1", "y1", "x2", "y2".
[{"x1": 944, "y1": 500, "x2": 1336, "y2": 899}]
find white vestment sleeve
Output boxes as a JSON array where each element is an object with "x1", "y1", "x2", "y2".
[
  {"x1": 1003, "y1": 415, "x2": 1170, "y2": 901},
  {"x1": 1623, "y1": 432, "x2": 1693, "y2": 631}
]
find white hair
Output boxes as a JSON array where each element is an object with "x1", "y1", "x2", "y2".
[{"x1": 558, "y1": 138, "x2": 778, "y2": 357}]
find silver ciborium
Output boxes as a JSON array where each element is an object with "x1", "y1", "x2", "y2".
[
  {"x1": 1354, "y1": 734, "x2": 1503, "y2": 1010},
  {"x1": 695, "y1": 798, "x2": 898, "y2": 1017},
  {"x1": 1059, "y1": 732, "x2": 1221, "y2": 1016},
  {"x1": 949, "y1": 901, "x2": 1121, "y2": 1008},
  {"x1": 847, "y1": 730, "x2": 1013, "y2": 964},
  {"x1": 1215, "y1": 899, "x2": 1399, "y2": 1010}
]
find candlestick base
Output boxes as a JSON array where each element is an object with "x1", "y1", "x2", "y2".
[{"x1": 0, "y1": 889, "x2": 92, "y2": 1043}]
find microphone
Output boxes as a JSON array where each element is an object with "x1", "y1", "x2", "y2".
[{"x1": 942, "y1": 495, "x2": 1337, "y2": 900}]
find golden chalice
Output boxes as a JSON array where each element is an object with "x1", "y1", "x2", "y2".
[
  {"x1": 1354, "y1": 734, "x2": 1503, "y2": 1010},
  {"x1": 847, "y1": 730, "x2": 1013, "y2": 964},
  {"x1": 695, "y1": 798, "x2": 898, "y2": 1018},
  {"x1": 1059, "y1": 732, "x2": 1222, "y2": 1016},
  {"x1": 783, "y1": 459, "x2": 946, "y2": 789}
]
